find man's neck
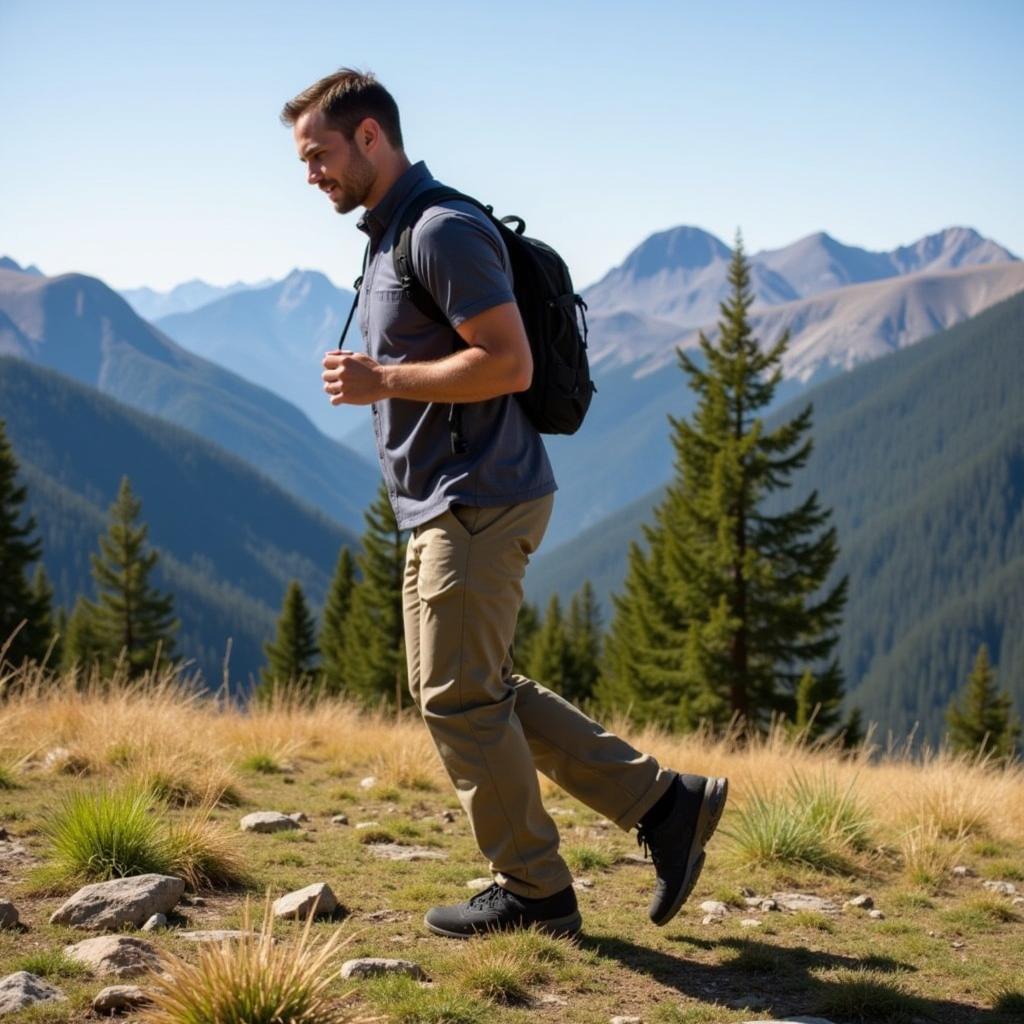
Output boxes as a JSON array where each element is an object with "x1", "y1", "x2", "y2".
[{"x1": 363, "y1": 153, "x2": 413, "y2": 211}]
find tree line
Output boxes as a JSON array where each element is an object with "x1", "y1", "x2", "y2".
[{"x1": 1, "y1": 239, "x2": 1018, "y2": 756}]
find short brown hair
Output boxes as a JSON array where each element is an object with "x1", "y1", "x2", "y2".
[{"x1": 280, "y1": 68, "x2": 404, "y2": 149}]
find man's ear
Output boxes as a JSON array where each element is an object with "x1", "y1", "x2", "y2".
[{"x1": 358, "y1": 117, "x2": 380, "y2": 152}]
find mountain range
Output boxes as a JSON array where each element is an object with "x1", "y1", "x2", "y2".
[
  {"x1": 527, "y1": 291, "x2": 1024, "y2": 741},
  {"x1": 0, "y1": 265, "x2": 376, "y2": 530},
  {"x1": 120, "y1": 277, "x2": 272, "y2": 321}
]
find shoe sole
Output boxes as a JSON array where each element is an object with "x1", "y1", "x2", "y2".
[
  {"x1": 651, "y1": 775, "x2": 729, "y2": 927},
  {"x1": 423, "y1": 909, "x2": 583, "y2": 941}
]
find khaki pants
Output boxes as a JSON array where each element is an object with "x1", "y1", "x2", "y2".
[{"x1": 403, "y1": 492, "x2": 673, "y2": 899}]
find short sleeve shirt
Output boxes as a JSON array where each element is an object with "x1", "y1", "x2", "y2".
[{"x1": 356, "y1": 162, "x2": 556, "y2": 530}]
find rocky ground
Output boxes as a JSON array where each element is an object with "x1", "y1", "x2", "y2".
[{"x1": 0, "y1": 725, "x2": 1022, "y2": 1022}]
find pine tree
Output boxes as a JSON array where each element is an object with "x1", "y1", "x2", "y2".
[
  {"x1": 513, "y1": 599, "x2": 541, "y2": 675},
  {"x1": 319, "y1": 546, "x2": 357, "y2": 694},
  {"x1": 526, "y1": 595, "x2": 572, "y2": 694},
  {"x1": 28, "y1": 564, "x2": 59, "y2": 667},
  {"x1": 565, "y1": 580, "x2": 603, "y2": 703},
  {"x1": 339, "y1": 482, "x2": 407, "y2": 707},
  {"x1": 86, "y1": 476, "x2": 178, "y2": 676},
  {"x1": 946, "y1": 645, "x2": 1021, "y2": 759},
  {"x1": 0, "y1": 419, "x2": 50, "y2": 666},
  {"x1": 258, "y1": 579, "x2": 319, "y2": 696},
  {"x1": 62, "y1": 596, "x2": 102, "y2": 674},
  {"x1": 599, "y1": 234, "x2": 849, "y2": 735}
]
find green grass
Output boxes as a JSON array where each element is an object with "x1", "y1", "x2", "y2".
[
  {"x1": 981, "y1": 858, "x2": 1024, "y2": 882},
  {"x1": 40, "y1": 784, "x2": 172, "y2": 882},
  {"x1": 941, "y1": 895, "x2": 1020, "y2": 931},
  {"x1": 813, "y1": 967, "x2": 924, "y2": 1023},
  {"x1": 240, "y1": 752, "x2": 285, "y2": 774},
  {"x1": 722, "y1": 790, "x2": 839, "y2": 871},
  {"x1": 0, "y1": 761, "x2": 19, "y2": 789},
  {"x1": 12, "y1": 949, "x2": 90, "y2": 979},
  {"x1": 563, "y1": 843, "x2": 611, "y2": 872},
  {"x1": 365, "y1": 975, "x2": 487, "y2": 1024}
]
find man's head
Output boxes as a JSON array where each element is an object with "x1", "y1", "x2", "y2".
[{"x1": 282, "y1": 68, "x2": 405, "y2": 214}]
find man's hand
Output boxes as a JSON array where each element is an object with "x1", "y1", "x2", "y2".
[{"x1": 321, "y1": 350, "x2": 388, "y2": 406}]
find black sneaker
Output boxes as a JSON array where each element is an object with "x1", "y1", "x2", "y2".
[
  {"x1": 424, "y1": 882, "x2": 582, "y2": 939},
  {"x1": 636, "y1": 774, "x2": 729, "y2": 926}
]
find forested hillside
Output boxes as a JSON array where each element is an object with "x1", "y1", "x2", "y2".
[
  {"x1": 0, "y1": 357, "x2": 357, "y2": 689},
  {"x1": 528, "y1": 290, "x2": 1024, "y2": 740}
]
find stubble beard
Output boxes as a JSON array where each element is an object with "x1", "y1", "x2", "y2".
[{"x1": 332, "y1": 148, "x2": 376, "y2": 215}]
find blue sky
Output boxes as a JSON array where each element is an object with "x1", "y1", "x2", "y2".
[{"x1": 2, "y1": 0, "x2": 1022, "y2": 291}]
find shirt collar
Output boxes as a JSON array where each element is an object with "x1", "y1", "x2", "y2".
[{"x1": 357, "y1": 160, "x2": 433, "y2": 242}]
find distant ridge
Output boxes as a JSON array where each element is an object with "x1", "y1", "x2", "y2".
[{"x1": 120, "y1": 276, "x2": 273, "y2": 320}]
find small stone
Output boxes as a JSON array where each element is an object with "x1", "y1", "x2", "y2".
[
  {"x1": 610, "y1": 1016, "x2": 643, "y2": 1024},
  {"x1": 355, "y1": 821, "x2": 381, "y2": 830},
  {"x1": 43, "y1": 747, "x2": 88, "y2": 774},
  {"x1": 844, "y1": 894, "x2": 874, "y2": 909},
  {"x1": 868, "y1": 909, "x2": 885, "y2": 920},
  {"x1": 64, "y1": 936, "x2": 161, "y2": 978},
  {"x1": 340, "y1": 958, "x2": 426, "y2": 980},
  {"x1": 1013, "y1": 897, "x2": 1024, "y2": 907},
  {"x1": 359, "y1": 776, "x2": 377, "y2": 790},
  {"x1": 439, "y1": 809, "x2": 457, "y2": 823},
  {"x1": 772, "y1": 892, "x2": 839, "y2": 914},
  {"x1": 50, "y1": 874, "x2": 185, "y2": 930},
  {"x1": 701, "y1": 913, "x2": 724, "y2": 925},
  {"x1": 593, "y1": 818, "x2": 613, "y2": 830},
  {"x1": 0, "y1": 900, "x2": 19, "y2": 929},
  {"x1": 141, "y1": 913, "x2": 166, "y2": 932},
  {"x1": 179, "y1": 930, "x2": 258, "y2": 943},
  {"x1": 181, "y1": 895, "x2": 206, "y2": 907},
  {"x1": 952, "y1": 940, "x2": 966, "y2": 950},
  {"x1": 272, "y1": 882, "x2": 341, "y2": 920},
  {"x1": 239, "y1": 811, "x2": 300, "y2": 834},
  {"x1": 740, "y1": 917, "x2": 762, "y2": 928},
  {"x1": 466, "y1": 877, "x2": 492, "y2": 890},
  {"x1": 0, "y1": 972, "x2": 66, "y2": 1012},
  {"x1": 726, "y1": 995, "x2": 768, "y2": 1011},
  {"x1": 573, "y1": 878, "x2": 595, "y2": 890},
  {"x1": 92, "y1": 984, "x2": 152, "y2": 1013},
  {"x1": 982, "y1": 880, "x2": 1018, "y2": 896},
  {"x1": 369, "y1": 843, "x2": 447, "y2": 862},
  {"x1": 700, "y1": 900, "x2": 730, "y2": 916},
  {"x1": 331, "y1": 814, "x2": 350, "y2": 825},
  {"x1": 287, "y1": 812, "x2": 309, "y2": 823},
  {"x1": 952, "y1": 865, "x2": 976, "y2": 878}
]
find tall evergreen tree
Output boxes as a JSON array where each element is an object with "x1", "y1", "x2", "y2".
[
  {"x1": 28, "y1": 564, "x2": 59, "y2": 667},
  {"x1": 599, "y1": 234, "x2": 849, "y2": 735},
  {"x1": 0, "y1": 419, "x2": 50, "y2": 666},
  {"x1": 513, "y1": 599, "x2": 541, "y2": 676},
  {"x1": 258, "y1": 579, "x2": 319, "y2": 696},
  {"x1": 85, "y1": 476, "x2": 178, "y2": 676},
  {"x1": 946, "y1": 645, "x2": 1020, "y2": 759},
  {"x1": 340, "y1": 482, "x2": 407, "y2": 707},
  {"x1": 62, "y1": 596, "x2": 102, "y2": 674},
  {"x1": 319, "y1": 546, "x2": 357, "y2": 694},
  {"x1": 565, "y1": 581, "x2": 603, "y2": 703},
  {"x1": 526, "y1": 595, "x2": 572, "y2": 694}
]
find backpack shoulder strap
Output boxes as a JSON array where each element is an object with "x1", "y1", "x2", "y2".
[{"x1": 392, "y1": 187, "x2": 490, "y2": 324}]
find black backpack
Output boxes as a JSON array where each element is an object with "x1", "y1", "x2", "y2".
[{"x1": 338, "y1": 187, "x2": 595, "y2": 445}]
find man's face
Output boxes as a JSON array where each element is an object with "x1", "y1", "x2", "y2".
[{"x1": 294, "y1": 109, "x2": 376, "y2": 215}]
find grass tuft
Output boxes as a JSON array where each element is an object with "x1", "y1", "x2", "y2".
[
  {"x1": 941, "y1": 895, "x2": 1019, "y2": 931},
  {"x1": 813, "y1": 966, "x2": 923, "y2": 1023},
  {"x1": 40, "y1": 784, "x2": 172, "y2": 882},
  {"x1": 164, "y1": 806, "x2": 250, "y2": 890},
  {"x1": 240, "y1": 752, "x2": 286, "y2": 774},
  {"x1": 12, "y1": 949, "x2": 90, "y2": 979},
  {"x1": 899, "y1": 821, "x2": 966, "y2": 891},
  {"x1": 722, "y1": 788, "x2": 837, "y2": 870},
  {"x1": 563, "y1": 843, "x2": 611, "y2": 872},
  {"x1": 141, "y1": 898, "x2": 361, "y2": 1024},
  {"x1": 365, "y1": 974, "x2": 487, "y2": 1024}
]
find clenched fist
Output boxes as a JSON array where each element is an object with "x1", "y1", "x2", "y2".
[{"x1": 321, "y1": 350, "x2": 388, "y2": 406}]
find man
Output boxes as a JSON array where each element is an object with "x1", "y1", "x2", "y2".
[{"x1": 283, "y1": 68, "x2": 727, "y2": 939}]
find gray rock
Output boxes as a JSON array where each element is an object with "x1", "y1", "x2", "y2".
[
  {"x1": 701, "y1": 913, "x2": 724, "y2": 925},
  {"x1": 772, "y1": 892, "x2": 839, "y2": 914},
  {"x1": 466, "y1": 877, "x2": 492, "y2": 890},
  {"x1": 952, "y1": 864, "x2": 976, "y2": 877},
  {"x1": 0, "y1": 901, "x2": 18, "y2": 929},
  {"x1": 239, "y1": 811, "x2": 300, "y2": 834},
  {"x1": 743, "y1": 896, "x2": 778, "y2": 911},
  {"x1": 288, "y1": 812, "x2": 309, "y2": 823},
  {"x1": 573, "y1": 878, "x2": 595, "y2": 890},
  {"x1": 64, "y1": 935, "x2": 161, "y2": 978},
  {"x1": 141, "y1": 913, "x2": 167, "y2": 932},
  {"x1": 272, "y1": 882, "x2": 340, "y2": 920},
  {"x1": 331, "y1": 814, "x2": 349, "y2": 825},
  {"x1": 92, "y1": 985, "x2": 152, "y2": 1013},
  {"x1": 982, "y1": 880, "x2": 1018, "y2": 896},
  {"x1": 699, "y1": 900, "x2": 730, "y2": 916},
  {"x1": 50, "y1": 874, "x2": 185, "y2": 930},
  {"x1": 179, "y1": 930, "x2": 258, "y2": 942},
  {"x1": 369, "y1": 843, "x2": 447, "y2": 862},
  {"x1": 869, "y1": 909, "x2": 886, "y2": 919},
  {"x1": 341, "y1": 958, "x2": 426, "y2": 980},
  {"x1": 359, "y1": 776, "x2": 377, "y2": 790},
  {"x1": 439, "y1": 809, "x2": 457, "y2": 823},
  {"x1": 0, "y1": 972, "x2": 66, "y2": 1013},
  {"x1": 844, "y1": 894, "x2": 874, "y2": 909}
]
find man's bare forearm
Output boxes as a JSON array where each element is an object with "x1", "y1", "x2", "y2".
[{"x1": 380, "y1": 346, "x2": 530, "y2": 404}]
